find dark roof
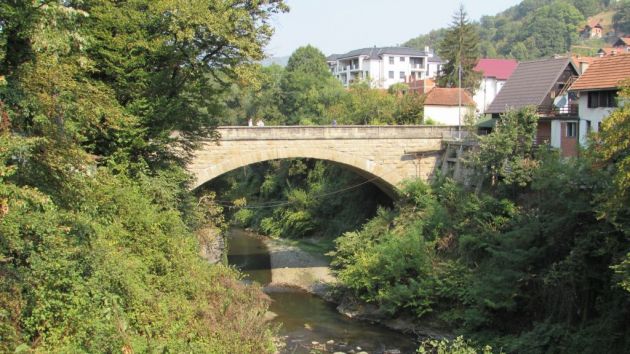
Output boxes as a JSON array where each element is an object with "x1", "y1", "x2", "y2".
[
  {"x1": 428, "y1": 54, "x2": 443, "y2": 63},
  {"x1": 424, "y1": 88, "x2": 475, "y2": 106},
  {"x1": 570, "y1": 54, "x2": 630, "y2": 91},
  {"x1": 486, "y1": 57, "x2": 576, "y2": 114},
  {"x1": 328, "y1": 47, "x2": 429, "y2": 61},
  {"x1": 614, "y1": 37, "x2": 630, "y2": 47}
]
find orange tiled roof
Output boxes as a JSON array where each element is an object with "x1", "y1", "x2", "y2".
[
  {"x1": 424, "y1": 88, "x2": 474, "y2": 106},
  {"x1": 570, "y1": 53, "x2": 630, "y2": 91},
  {"x1": 572, "y1": 55, "x2": 597, "y2": 65}
]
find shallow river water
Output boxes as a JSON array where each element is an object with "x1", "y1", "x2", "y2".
[{"x1": 227, "y1": 228, "x2": 418, "y2": 354}]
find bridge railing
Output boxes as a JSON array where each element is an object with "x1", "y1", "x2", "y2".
[{"x1": 214, "y1": 125, "x2": 465, "y2": 141}]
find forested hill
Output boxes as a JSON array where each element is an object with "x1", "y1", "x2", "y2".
[{"x1": 404, "y1": 0, "x2": 629, "y2": 60}]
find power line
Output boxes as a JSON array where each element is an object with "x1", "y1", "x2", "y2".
[{"x1": 211, "y1": 165, "x2": 399, "y2": 210}]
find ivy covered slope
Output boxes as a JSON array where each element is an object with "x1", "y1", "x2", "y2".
[
  {"x1": 330, "y1": 103, "x2": 630, "y2": 353},
  {"x1": 0, "y1": 1, "x2": 286, "y2": 352}
]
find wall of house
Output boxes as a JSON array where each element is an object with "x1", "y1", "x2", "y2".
[
  {"x1": 424, "y1": 105, "x2": 473, "y2": 125},
  {"x1": 560, "y1": 121, "x2": 578, "y2": 157},
  {"x1": 578, "y1": 94, "x2": 614, "y2": 132},
  {"x1": 474, "y1": 77, "x2": 506, "y2": 114},
  {"x1": 427, "y1": 61, "x2": 441, "y2": 78},
  {"x1": 536, "y1": 121, "x2": 551, "y2": 145}
]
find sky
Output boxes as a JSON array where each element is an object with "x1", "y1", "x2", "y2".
[{"x1": 266, "y1": 0, "x2": 523, "y2": 57}]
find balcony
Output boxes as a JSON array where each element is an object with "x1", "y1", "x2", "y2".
[{"x1": 537, "y1": 103, "x2": 579, "y2": 118}]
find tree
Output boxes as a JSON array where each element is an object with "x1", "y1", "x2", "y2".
[
  {"x1": 280, "y1": 45, "x2": 344, "y2": 124},
  {"x1": 437, "y1": 5, "x2": 482, "y2": 93},
  {"x1": 524, "y1": 1, "x2": 584, "y2": 58},
  {"x1": 471, "y1": 107, "x2": 540, "y2": 187},
  {"x1": 613, "y1": 0, "x2": 630, "y2": 34}
]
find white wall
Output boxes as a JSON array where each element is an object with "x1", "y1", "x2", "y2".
[
  {"x1": 550, "y1": 120, "x2": 561, "y2": 148},
  {"x1": 424, "y1": 105, "x2": 473, "y2": 125},
  {"x1": 473, "y1": 77, "x2": 506, "y2": 114},
  {"x1": 578, "y1": 95, "x2": 614, "y2": 133},
  {"x1": 334, "y1": 54, "x2": 433, "y2": 89}
]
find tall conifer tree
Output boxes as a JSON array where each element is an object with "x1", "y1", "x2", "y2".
[{"x1": 437, "y1": 5, "x2": 481, "y2": 93}]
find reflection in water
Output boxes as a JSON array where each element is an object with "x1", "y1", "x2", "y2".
[{"x1": 227, "y1": 228, "x2": 418, "y2": 354}]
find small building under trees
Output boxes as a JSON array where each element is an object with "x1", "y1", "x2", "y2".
[{"x1": 424, "y1": 87, "x2": 475, "y2": 125}]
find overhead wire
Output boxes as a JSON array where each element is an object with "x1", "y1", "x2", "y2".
[{"x1": 211, "y1": 164, "x2": 401, "y2": 210}]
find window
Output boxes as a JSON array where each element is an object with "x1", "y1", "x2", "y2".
[
  {"x1": 388, "y1": 71, "x2": 394, "y2": 79},
  {"x1": 400, "y1": 71, "x2": 405, "y2": 79},
  {"x1": 389, "y1": 56, "x2": 394, "y2": 64},
  {"x1": 587, "y1": 90, "x2": 618, "y2": 108},
  {"x1": 566, "y1": 122, "x2": 577, "y2": 138},
  {"x1": 399, "y1": 56, "x2": 405, "y2": 62}
]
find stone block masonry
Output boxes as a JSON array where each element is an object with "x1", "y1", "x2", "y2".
[{"x1": 188, "y1": 125, "x2": 460, "y2": 195}]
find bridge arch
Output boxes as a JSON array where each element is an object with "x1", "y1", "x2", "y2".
[
  {"x1": 190, "y1": 147, "x2": 399, "y2": 196},
  {"x1": 188, "y1": 125, "x2": 455, "y2": 195}
]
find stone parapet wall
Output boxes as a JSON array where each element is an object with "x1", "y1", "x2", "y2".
[{"x1": 215, "y1": 125, "x2": 461, "y2": 140}]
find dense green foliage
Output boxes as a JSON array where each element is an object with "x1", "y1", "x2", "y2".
[
  {"x1": 331, "y1": 104, "x2": 630, "y2": 353},
  {"x1": 406, "y1": 0, "x2": 624, "y2": 60},
  {"x1": 0, "y1": 0, "x2": 287, "y2": 352},
  {"x1": 613, "y1": 0, "x2": 630, "y2": 34},
  {"x1": 209, "y1": 159, "x2": 390, "y2": 243},
  {"x1": 436, "y1": 6, "x2": 482, "y2": 92}
]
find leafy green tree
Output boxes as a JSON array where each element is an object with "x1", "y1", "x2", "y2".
[
  {"x1": 471, "y1": 107, "x2": 540, "y2": 188},
  {"x1": 280, "y1": 45, "x2": 344, "y2": 124},
  {"x1": 613, "y1": 0, "x2": 630, "y2": 33},
  {"x1": 524, "y1": 1, "x2": 584, "y2": 57},
  {"x1": 437, "y1": 5, "x2": 482, "y2": 93},
  {"x1": 571, "y1": 0, "x2": 603, "y2": 17}
]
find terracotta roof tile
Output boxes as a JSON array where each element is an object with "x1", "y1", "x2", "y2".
[
  {"x1": 570, "y1": 54, "x2": 630, "y2": 91},
  {"x1": 424, "y1": 88, "x2": 474, "y2": 106}
]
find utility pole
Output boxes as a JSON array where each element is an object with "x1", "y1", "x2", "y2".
[{"x1": 458, "y1": 62, "x2": 462, "y2": 140}]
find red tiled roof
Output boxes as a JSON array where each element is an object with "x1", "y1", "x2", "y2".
[
  {"x1": 474, "y1": 59, "x2": 518, "y2": 80},
  {"x1": 570, "y1": 53, "x2": 630, "y2": 91},
  {"x1": 424, "y1": 88, "x2": 474, "y2": 106}
]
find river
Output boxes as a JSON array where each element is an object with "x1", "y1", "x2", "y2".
[{"x1": 227, "y1": 227, "x2": 418, "y2": 354}]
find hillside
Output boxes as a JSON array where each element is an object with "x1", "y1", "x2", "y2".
[{"x1": 404, "y1": 0, "x2": 628, "y2": 60}]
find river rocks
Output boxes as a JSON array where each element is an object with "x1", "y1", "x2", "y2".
[{"x1": 327, "y1": 339, "x2": 335, "y2": 345}]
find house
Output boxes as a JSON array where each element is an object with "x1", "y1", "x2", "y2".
[
  {"x1": 612, "y1": 37, "x2": 630, "y2": 53},
  {"x1": 473, "y1": 59, "x2": 518, "y2": 114},
  {"x1": 581, "y1": 21, "x2": 604, "y2": 39},
  {"x1": 424, "y1": 88, "x2": 475, "y2": 125},
  {"x1": 406, "y1": 77, "x2": 435, "y2": 95},
  {"x1": 486, "y1": 57, "x2": 580, "y2": 157},
  {"x1": 569, "y1": 53, "x2": 630, "y2": 141},
  {"x1": 597, "y1": 47, "x2": 619, "y2": 57},
  {"x1": 326, "y1": 46, "x2": 443, "y2": 89},
  {"x1": 572, "y1": 55, "x2": 597, "y2": 74}
]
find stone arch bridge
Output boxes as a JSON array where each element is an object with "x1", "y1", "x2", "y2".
[{"x1": 189, "y1": 126, "x2": 461, "y2": 195}]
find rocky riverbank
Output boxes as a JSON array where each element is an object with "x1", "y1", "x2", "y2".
[
  {"x1": 261, "y1": 236, "x2": 337, "y2": 298},
  {"x1": 260, "y1": 235, "x2": 452, "y2": 343}
]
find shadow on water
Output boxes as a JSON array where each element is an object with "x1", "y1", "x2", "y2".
[{"x1": 227, "y1": 227, "x2": 418, "y2": 354}]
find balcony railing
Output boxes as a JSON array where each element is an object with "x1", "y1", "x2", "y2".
[{"x1": 537, "y1": 103, "x2": 579, "y2": 117}]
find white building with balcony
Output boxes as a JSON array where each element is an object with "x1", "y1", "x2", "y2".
[{"x1": 327, "y1": 46, "x2": 443, "y2": 89}]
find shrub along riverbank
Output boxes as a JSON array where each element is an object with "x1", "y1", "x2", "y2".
[
  {"x1": 330, "y1": 105, "x2": 630, "y2": 353},
  {"x1": 0, "y1": 1, "x2": 287, "y2": 352}
]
